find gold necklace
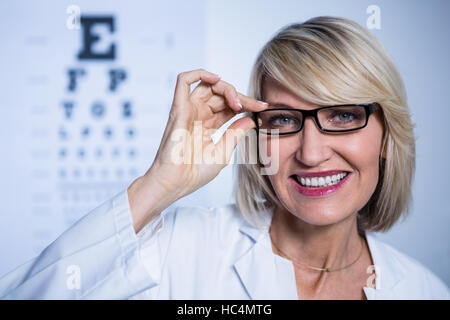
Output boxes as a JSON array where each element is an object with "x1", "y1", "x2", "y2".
[{"x1": 269, "y1": 231, "x2": 364, "y2": 273}]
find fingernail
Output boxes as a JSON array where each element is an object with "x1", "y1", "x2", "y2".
[
  {"x1": 236, "y1": 97, "x2": 243, "y2": 110},
  {"x1": 258, "y1": 101, "x2": 269, "y2": 105}
]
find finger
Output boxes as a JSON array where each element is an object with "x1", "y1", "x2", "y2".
[
  {"x1": 191, "y1": 81, "x2": 214, "y2": 102},
  {"x1": 210, "y1": 80, "x2": 243, "y2": 112},
  {"x1": 207, "y1": 90, "x2": 269, "y2": 114},
  {"x1": 174, "y1": 69, "x2": 220, "y2": 104},
  {"x1": 211, "y1": 80, "x2": 269, "y2": 112},
  {"x1": 207, "y1": 95, "x2": 226, "y2": 113},
  {"x1": 206, "y1": 108, "x2": 236, "y2": 129},
  {"x1": 238, "y1": 93, "x2": 269, "y2": 112},
  {"x1": 201, "y1": 93, "x2": 242, "y2": 129},
  {"x1": 216, "y1": 116, "x2": 256, "y2": 165}
]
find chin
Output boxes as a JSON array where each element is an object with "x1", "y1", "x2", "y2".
[{"x1": 283, "y1": 203, "x2": 352, "y2": 227}]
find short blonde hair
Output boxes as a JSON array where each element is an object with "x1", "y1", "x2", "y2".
[{"x1": 233, "y1": 16, "x2": 416, "y2": 232}]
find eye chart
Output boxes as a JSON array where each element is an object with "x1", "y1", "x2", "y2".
[{"x1": 0, "y1": 0, "x2": 205, "y2": 276}]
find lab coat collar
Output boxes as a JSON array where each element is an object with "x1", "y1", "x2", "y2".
[
  {"x1": 235, "y1": 210, "x2": 407, "y2": 300},
  {"x1": 362, "y1": 232, "x2": 407, "y2": 299},
  {"x1": 234, "y1": 207, "x2": 298, "y2": 299}
]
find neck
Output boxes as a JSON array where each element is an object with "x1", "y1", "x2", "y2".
[{"x1": 269, "y1": 206, "x2": 364, "y2": 273}]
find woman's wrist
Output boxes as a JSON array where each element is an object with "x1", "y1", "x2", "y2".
[{"x1": 127, "y1": 165, "x2": 182, "y2": 234}]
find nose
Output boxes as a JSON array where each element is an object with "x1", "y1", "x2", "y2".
[{"x1": 295, "y1": 117, "x2": 333, "y2": 167}]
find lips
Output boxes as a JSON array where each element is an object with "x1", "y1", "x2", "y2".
[
  {"x1": 289, "y1": 171, "x2": 352, "y2": 197},
  {"x1": 292, "y1": 170, "x2": 349, "y2": 178},
  {"x1": 292, "y1": 172, "x2": 348, "y2": 188}
]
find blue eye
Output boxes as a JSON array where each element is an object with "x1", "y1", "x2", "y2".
[
  {"x1": 331, "y1": 112, "x2": 360, "y2": 122},
  {"x1": 273, "y1": 116, "x2": 292, "y2": 125},
  {"x1": 268, "y1": 113, "x2": 299, "y2": 127},
  {"x1": 337, "y1": 112, "x2": 354, "y2": 121}
]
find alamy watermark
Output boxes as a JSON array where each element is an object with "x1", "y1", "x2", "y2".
[
  {"x1": 168, "y1": 121, "x2": 280, "y2": 175},
  {"x1": 367, "y1": 5, "x2": 381, "y2": 30},
  {"x1": 366, "y1": 264, "x2": 381, "y2": 289},
  {"x1": 66, "y1": 264, "x2": 81, "y2": 290},
  {"x1": 66, "y1": 5, "x2": 81, "y2": 30}
]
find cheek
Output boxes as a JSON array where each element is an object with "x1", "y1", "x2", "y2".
[
  {"x1": 340, "y1": 115, "x2": 384, "y2": 171},
  {"x1": 344, "y1": 138, "x2": 380, "y2": 165},
  {"x1": 265, "y1": 138, "x2": 298, "y2": 187},
  {"x1": 343, "y1": 130, "x2": 383, "y2": 198},
  {"x1": 261, "y1": 137, "x2": 297, "y2": 176},
  {"x1": 262, "y1": 136, "x2": 296, "y2": 159},
  {"x1": 262, "y1": 136, "x2": 276, "y2": 158}
]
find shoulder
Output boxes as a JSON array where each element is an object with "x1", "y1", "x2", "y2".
[{"x1": 367, "y1": 233, "x2": 450, "y2": 299}]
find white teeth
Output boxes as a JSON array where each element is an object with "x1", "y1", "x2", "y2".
[
  {"x1": 296, "y1": 172, "x2": 348, "y2": 188},
  {"x1": 318, "y1": 177, "x2": 325, "y2": 186}
]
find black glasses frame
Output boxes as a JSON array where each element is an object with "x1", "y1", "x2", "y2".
[{"x1": 253, "y1": 102, "x2": 380, "y2": 135}]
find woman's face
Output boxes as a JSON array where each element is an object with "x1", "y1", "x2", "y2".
[{"x1": 262, "y1": 77, "x2": 384, "y2": 226}]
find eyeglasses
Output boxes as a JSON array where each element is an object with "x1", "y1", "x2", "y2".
[{"x1": 253, "y1": 103, "x2": 380, "y2": 135}]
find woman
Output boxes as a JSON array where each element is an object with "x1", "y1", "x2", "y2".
[{"x1": 1, "y1": 16, "x2": 448, "y2": 300}]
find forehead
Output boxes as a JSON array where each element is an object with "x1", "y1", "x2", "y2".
[{"x1": 262, "y1": 76, "x2": 318, "y2": 110}]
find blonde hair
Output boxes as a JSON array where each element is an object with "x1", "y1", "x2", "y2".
[{"x1": 233, "y1": 16, "x2": 416, "y2": 232}]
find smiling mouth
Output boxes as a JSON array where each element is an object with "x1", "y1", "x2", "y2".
[{"x1": 291, "y1": 172, "x2": 349, "y2": 188}]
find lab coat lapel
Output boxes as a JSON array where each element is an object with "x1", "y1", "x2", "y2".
[
  {"x1": 363, "y1": 233, "x2": 406, "y2": 299},
  {"x1": 363, "y1": 273, "x2": 407, "y2": 300},
  {"x1": 234, "y1": 224, "x2": 298, "y2": 300},
  {"x1": 234, "y1": 219, "x2": 408, "y2": 300}
]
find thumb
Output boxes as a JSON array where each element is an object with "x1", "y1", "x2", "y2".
[{"x1": 216, "y1": 115, "x2": 256, "y2": 166}]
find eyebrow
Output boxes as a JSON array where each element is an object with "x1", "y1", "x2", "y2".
[{"x1": 266, "y1": 103, "x2": 297, "y2": 109}]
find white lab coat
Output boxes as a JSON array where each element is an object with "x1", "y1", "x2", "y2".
[{"x1": 0, "y1": 190, "x2": 448, "y2": 300}]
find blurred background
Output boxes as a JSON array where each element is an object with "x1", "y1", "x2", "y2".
[{"x1": 0, "y1": 0, "x2": 449, "y2": 287}]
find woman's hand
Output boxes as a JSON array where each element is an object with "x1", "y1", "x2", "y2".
[{"x1": 128, "y1": 69, "x2": 268, "y2": 233}]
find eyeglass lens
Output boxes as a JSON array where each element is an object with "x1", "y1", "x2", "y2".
[{"x1": 257, "y1": 105, "x2": 368, "y2": 133}]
